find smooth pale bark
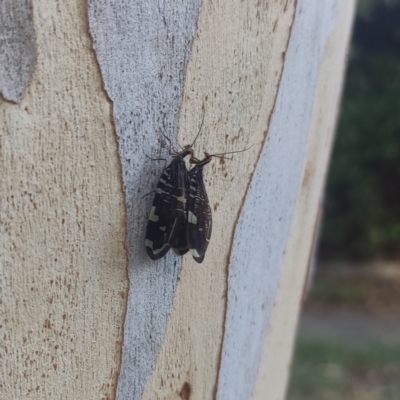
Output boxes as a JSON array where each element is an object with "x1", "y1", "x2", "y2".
[
  {"x1": 0, "y1": 1, "x2": 127, "y2": 399},
  {"x1": 0, "y1": 1, "x2": 355, "y2": 399}
]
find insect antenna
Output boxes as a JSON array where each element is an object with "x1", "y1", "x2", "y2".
[
  {"x1": 159, "y1": 130, "x2": 176, "y2": 154},
  {"x1": 141, "y1": 190, "x2": 155, "y2": 199},
  {"x1": 190, "y1": 109, "x2": 205, "y2": 147},
  {"x1": 206, "y1": 144, "x2": 253, "y2": 158},
  {"x1": 145, "y1": 155, "x2": 167, "y2": 162},
  {"x1": 188, "y1": 145, "x2": 252, "y2": 166}
]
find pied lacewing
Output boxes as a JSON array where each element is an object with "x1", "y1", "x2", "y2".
[{"x1": 145, "y1": 117, "x2": 204, "y2": 260}]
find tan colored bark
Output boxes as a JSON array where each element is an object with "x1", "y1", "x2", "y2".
[{"x1": 0, "y1": 1, "x2": 127, "y2": 399}]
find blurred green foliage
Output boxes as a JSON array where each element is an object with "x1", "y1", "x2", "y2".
[
  {"x1": 287, "y1": 338, "x2": 400, "y2": 400},
  {"x1": 320, "y1": 0, "x2": 400, "y2": 260},
  {"x1": 357, "y1": 0, "x2": 400, "y2": 19},
  {"x1": 309, "y1": 279, "x2": 371, "y2": 307}
]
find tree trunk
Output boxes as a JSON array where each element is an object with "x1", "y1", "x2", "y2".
[{"x1": 0, "y1": 0, "x2": 355, "y2": 399}]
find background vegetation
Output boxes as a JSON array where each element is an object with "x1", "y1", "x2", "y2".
[
  {"x1": 319, "y1": 0, "x2": 400, "y2": 261},
  {"x1": 287, "y1": 1, "x2": 400, "y2": 399}
]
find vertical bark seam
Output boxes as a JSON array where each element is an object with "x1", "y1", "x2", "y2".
[
  {"x1": 84, "y1": 2, "x2": 130, "y2": 397},
  {"x1": 213, "y1": 1, "x2": 299, "y2": 398}
]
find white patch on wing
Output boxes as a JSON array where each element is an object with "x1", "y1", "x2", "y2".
[
  {"x1": 149, "y1": 206, "x2": 159, "y2": 222},
  {"x1": 159, "y1": 226, "x2": 166, "y2": 231},
  {"x1": 188, "y1": 211, "x2": 197, "y2": 224},
  {"x1": 145, "y1": 239, "x2": 170, "y2": 255},
  {"x1": 174, "y1": 195, "x2": 186, "y2": 203},
  {"x1": 190, "y1": 248, "x2": 201, "y2": 258},
  {"x1": 156, "y1": 188, "x2": 169, "y2": 195}
]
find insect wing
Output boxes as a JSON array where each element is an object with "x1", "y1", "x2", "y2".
[
  {"x1": 171, "y1": 228, "x2": 189, "y2": 256},
  {"x1": 145, "y1": 158, "x2": 188, "y2": 260},
  {"x1": 172, "y1": 172, "x2": 190, "y2": 255},
  {"x1": 187, "y1": 166, "x2": 212, "y2": 263}
]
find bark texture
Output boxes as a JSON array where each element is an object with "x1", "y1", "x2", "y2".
[
  {"x1": 0, "y1": 0, "x2": 355, "y2": 399},
  {"x1": 0, "y1": 0, "x2": 37, "y2": 103},
  {"x1": 0, "y1": 1, "x2": 127, "y2": 399}
]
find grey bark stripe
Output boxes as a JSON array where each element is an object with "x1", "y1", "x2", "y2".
[
  {"x1": 87, "y1": 1, "x2": 202, "y2": 399},
  {"x1": 0, "y1": 0, "x2": 37, "y2": 103}
]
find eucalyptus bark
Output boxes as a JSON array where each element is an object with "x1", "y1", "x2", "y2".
[{"x1": 0, "y1": 1, "x2": 355, "y2": 399}]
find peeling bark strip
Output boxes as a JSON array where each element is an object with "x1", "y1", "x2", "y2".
[
  {"x1": 217, "y1": 2, "x2": 339, "y2": 399},
  {"x1": 0, "y1": 0, "x2": 37, "y2": 103},
  {"x1": 87, "y1": 1, "x2": 202, "y2": 399}
]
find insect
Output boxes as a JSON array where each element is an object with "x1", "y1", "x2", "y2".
[
  {"x1": 145, "y1": 118, "x2": 204, "y2": 260},
  {"x1": 185, "y1": 153, "x2": 213, "y2": 263},
  {"x1": 185, "y1": 147, "x2": 251, "y2": 263}
]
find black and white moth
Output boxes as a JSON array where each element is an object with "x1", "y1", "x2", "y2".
[
  {"x1": 145, "y1": 116, "x2": 204, "y2": 260},
  {"x1": 145, "y1": 111, "x2": 248, "y2": 263},
  {"x1": 145, "y1": 145, "x2": 192, "y2": 260}
]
